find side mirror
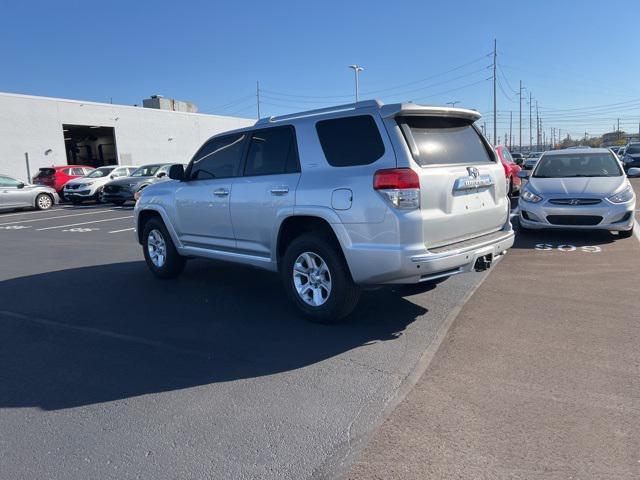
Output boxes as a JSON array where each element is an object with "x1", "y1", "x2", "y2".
[
  {"x1": 168, "y1": 164, "x2": 184, "y2": 181},
  {"x1": 17, "y1": 182, "x2": 25, "y2": 189},
  {"x1": 627, "y1": 167, "x2": 640, "y2": 178},
  {"x1": 157, "y1": 171, "x2": 167, "y2": 178},
  {"x1": 514, "y1": 158, "x2": 524, "y2": 166},
  {"x1": 517, "y1": 170, "x2": 530, "y2": 179}
]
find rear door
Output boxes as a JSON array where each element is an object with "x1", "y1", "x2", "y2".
[
  {"x1": 175, "y1": 132, "x2": 247, "y2": 250},
  {"x1": 397, "y1": 116, "x2": 508, "y2": 248},
  {"x1": 231, "y1": 125, "x2": 301, "y2": 257}
]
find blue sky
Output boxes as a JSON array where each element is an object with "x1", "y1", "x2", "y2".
[{"x1": 2, "y1": 0, "x2": 639, "y2": 143}]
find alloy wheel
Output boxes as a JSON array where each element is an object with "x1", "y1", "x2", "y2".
[
  {"x1": 37, "y1": 195, "x2": 52, "y2": 209},
  {"x1": 293, "y1": 252, "x2": 332, "y2": 306},
  {"x1": 147, "y1": 229, "x2": 167, "y2": 268}
]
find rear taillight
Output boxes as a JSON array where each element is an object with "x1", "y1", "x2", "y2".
[{"x1": 373, "y1": 168, "x2": 420, "y2": 209}]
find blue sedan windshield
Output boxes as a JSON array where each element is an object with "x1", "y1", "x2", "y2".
[{"x1": 533, "y1": 153, "x2": 622, "y2": 178}]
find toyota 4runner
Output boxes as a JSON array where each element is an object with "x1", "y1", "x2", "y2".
[{"x1": 134, "y1": 100, "x2": 514, "y2": 322}]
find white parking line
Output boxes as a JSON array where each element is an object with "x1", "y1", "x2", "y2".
[
  {"x1": 109, "y1": 227, "x2": 135, "y2": 233},
  {"x1": 36, "y1": 216, "x2": 133, "y2": 231},
  {"x1": 0, "y1": 207, "x2": 71, "y2": 218},
  {"x1": 0, "y1": 209, "x2": 119, "y2": 226}
]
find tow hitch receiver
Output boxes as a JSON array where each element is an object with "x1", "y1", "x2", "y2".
[{"x1": 474, "y1": 253, "x2": 493, "y2": 272}]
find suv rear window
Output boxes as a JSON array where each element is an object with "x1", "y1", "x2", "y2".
[
  {"x1": 36, "y1": 168, "x2": 55, "y2": 177},
  {"x1": 399, "y1": 116, "x2": 494, "y2": 166},
  {"x1": 316, "y1": 115, "x2": 384, "y2": 167}
]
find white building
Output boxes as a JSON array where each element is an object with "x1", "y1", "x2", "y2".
[{"x1": 0, "y1": 92, "x2": 254, "y2": 181}]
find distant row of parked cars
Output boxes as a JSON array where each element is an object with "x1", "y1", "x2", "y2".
[
  {"x1": 61, "y1": 163, "x2": 186, "y2": 205},
  {"x1": 0, "y1": 162, "x2": 187, "y2": 212}
]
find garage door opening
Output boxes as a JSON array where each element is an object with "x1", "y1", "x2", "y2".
[{"x1": 62, "y1": 124, "x2": 118, "y2": 168}]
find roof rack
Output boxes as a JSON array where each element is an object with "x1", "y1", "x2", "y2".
[{"x1": 256, "y1": 99, "x2": 382, "y2": 124}]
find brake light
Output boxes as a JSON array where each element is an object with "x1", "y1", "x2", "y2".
[
  {"x1": 373, "y1": 168, "x2": 420, "y2": 190},
  {"x1": 373, "y1": 168, "x2": 420, "y2": 209}
]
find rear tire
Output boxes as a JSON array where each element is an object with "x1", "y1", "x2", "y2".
[
  {"x1": 281, "y1": 233, "x2": 360, "y2": 323},
  {"x1": 142, "y1": 218, "x2": 186, "y2": 279},
  {"x1": 618, "y1": 227, "x2": 634, "y2": 239},
  {"x1": 35, "y1": 193, "x2": 53, "y2": 210}
]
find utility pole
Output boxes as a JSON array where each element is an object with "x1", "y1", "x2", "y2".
[
  {"x1": 446, "y1": 100, "x2": 460, "y2": 108},
  {"x1": 509, "y1": 111, "x2": 513, "y2": 149},
  {"x1": 349, "y1": 65, "x2": 364, "y2": 103},
  {"x1": 493, "y1": 39, "x2": 497, "y2": 148},
  {"x1": 256, "y1": 81, "x2": 261, "y2": 119},
  {"x1": 529, "y1": 91, "x2": 533, "y2": 151},
  {"x1": 535, "y1": 101, "x2": 540, "y2": 150},
  {"x1": 518, "y1": 80, "x2": 524, "y2": 152}
]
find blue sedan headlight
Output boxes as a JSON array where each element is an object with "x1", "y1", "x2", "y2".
[
  {"x1": 607, "y1": 185, "x2": 634, "y2": 204},
  {"x1": 521, "y1": 188, "x2": 543, "y2": 203}
]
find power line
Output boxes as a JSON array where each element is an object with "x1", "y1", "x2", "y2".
[
  {"x1": 199, "y1": 94, "x2": 255, "y2": 113},
  {"x1": 260, "y1": 53, "x2": 492, "y2": 100}
]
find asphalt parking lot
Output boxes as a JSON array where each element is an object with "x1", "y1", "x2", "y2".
[
  {"x1": 1, "y1": 186, "x2": 639, "y2": 479},
  {"x1": 348, "y1": 179, "x2": 640, "y2": 479},
  {"x1": 0, "y1": 202, "x2": 487, "y2": 480}
]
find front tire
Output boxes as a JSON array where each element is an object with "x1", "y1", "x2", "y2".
[
  {"x1": 142, "y1": 218, "x2": 186, "y2": 279},
  {"x1": 281, "y1": 234, "x2": 360, "y2": 323},
  {"x1": 35, "y1": 193, "x2": 53, "y2": 210}
]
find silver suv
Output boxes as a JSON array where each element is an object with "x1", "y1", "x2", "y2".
[{"x1": 134, "y1": 100, "x2": 514, "y2": 322}]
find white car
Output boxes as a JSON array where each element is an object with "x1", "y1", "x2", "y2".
[{"x1": 64, "y1": 165, "x2": 138, "y2": 204}]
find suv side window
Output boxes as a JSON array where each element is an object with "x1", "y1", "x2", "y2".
[
  {"x1": 71, "y1": 168, "x2": 85, "y2": 175},
  {"x1": 189, "y1": 133, "x2": 246, "y2": 180},
  {"x1": 316, "y1": 115, "x2": 385, "y2": 167},
  {"x1": 244, "y1": 126, "x2": 299, "y2": 176}
]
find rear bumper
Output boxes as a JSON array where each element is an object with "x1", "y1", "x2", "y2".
[{"x1": 344, "y1": 226, "x2": 515, "y2": 285}]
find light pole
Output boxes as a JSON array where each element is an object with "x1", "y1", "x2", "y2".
[
  {"x1": 447, "y1": 100, "x2": 460, "y2": 108},
  {"x1": 348, "y1": 65, "x2": 364, "y2": 103}
]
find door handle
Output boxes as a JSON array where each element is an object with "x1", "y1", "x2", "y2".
[
  {"x1": 213, "y1": 188, "x2": 229, "y2": 197},
  {"x1": 270, "y1": 186, "x2": 289, "y2": 196}
]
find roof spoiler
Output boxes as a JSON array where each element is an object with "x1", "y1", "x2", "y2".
[
  {"x1": 380, "y1": 103, "x2": 481, "y2": 122},
  {"x1": 256, "y1": 99, "x2": 382, "y2": 125}
]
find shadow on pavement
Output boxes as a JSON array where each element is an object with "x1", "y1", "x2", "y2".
[
  {"x1": 0, "y1": 260, "x2": 428, "y2": 410},
  {"x1": 512, "y1": 222, "x2": 619, "y2": 250}
]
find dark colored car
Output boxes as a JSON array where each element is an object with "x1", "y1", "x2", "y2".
[
  {"x1": 511, "y1": 152, "x2": 524, "y2": 164},
  {"x1": 32, "y1": 165, "x2": 94, "y2": 194},
  {"x1": 495, "y1": 145, "x2": 522, "y2": 196},
  {"x1": 101, "y1": 163, "x2": 178, "y2": 205},
  {"x1": 622, "y1": 143, "x2": 640, "y2": 171}
]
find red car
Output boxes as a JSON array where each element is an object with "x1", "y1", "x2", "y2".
[
  {"x1": 33, "y1": 165, "x2": 95, "y2": 194},
  {"x1": 495, "y1": 146, "x2": 522, "y2": 197}
]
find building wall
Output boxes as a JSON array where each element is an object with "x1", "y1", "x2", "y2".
[{"x1": 0, "y1": 92, "x2": 254, "y2": 181}]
